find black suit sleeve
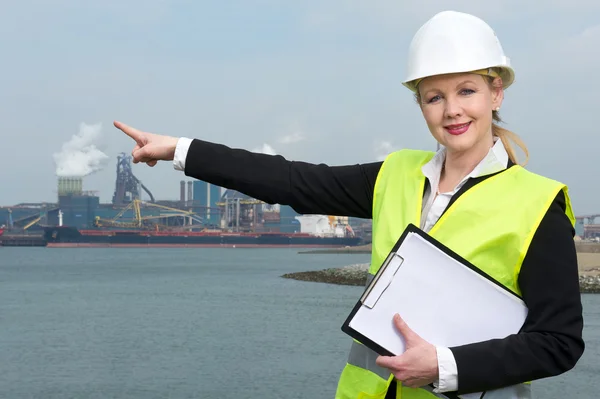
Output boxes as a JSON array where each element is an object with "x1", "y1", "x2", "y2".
[
  {"x1": 183, "y1": 138, "x2": 382, "y2": 219},
  {"x1": 450, "y1": 190, "x2": 585, "y2": 394}
]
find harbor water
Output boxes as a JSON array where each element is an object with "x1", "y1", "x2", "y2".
[{"x1": 1, "y1": 248, "x2": 598, "y2": 398}]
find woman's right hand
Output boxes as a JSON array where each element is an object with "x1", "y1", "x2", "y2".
[{"x1": 113, "y1": 120, "x2": 180, "y2": 167}]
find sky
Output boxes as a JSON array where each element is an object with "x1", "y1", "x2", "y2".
[{"x1": 1, "y1": 1, "x2": 599, "y2": 215}]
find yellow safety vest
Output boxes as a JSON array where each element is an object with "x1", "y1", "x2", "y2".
[{"x1": 335, "y1": 149, "x2": 575, "y2": 399}]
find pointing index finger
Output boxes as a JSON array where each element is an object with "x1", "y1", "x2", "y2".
[{"x1": 114, "y1": 120, "x2": 144, "y2": 145}]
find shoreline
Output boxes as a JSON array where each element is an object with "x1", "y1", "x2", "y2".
[
  {"x1": 298, "y1": 241, "x2": 600, "y2": 255},
  {"x1": 297, "y1": 244, "x2": 372, "y2": 254},
  {"x1": 282, "y1": 262, "x2": 600, "y2": 294}
]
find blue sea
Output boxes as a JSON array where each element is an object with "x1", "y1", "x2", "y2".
[{"x1": 1, "y1": 247, "x2": 598, "y2": 398}]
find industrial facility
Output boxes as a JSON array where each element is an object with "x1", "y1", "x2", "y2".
[
  {"x1": 2, "y1": 151, "x2": 598, "y2": 246},
  {"x1": 0, "y1": 153, "x2": 370, "y2": 247}
]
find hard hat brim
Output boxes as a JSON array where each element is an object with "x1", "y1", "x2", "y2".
[{"x1": 402, "y1": 66, "x2": 515, "y2": 93}]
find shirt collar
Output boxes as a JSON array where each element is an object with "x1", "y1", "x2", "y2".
[{"x1": 421, "y1": 138, "x2": 509, "y2": 193}]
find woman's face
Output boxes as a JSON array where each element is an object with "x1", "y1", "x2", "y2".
[{"x1": 418, "y1": 73, "x2": 503, "y2": 157}]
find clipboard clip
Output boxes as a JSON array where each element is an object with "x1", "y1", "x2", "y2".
[{"x1": 360, "y1": 252, "x2": 404, "y2": 309}]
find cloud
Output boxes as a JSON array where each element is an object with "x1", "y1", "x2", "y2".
[
  {"x1": 300, "y1": 1, "x2": 530, "y2": 35},
  {"x1": 278, "y1": 131, "x2": 305, "y2": 144},
  {"x1": 2, "y1": 1, "x2": 600, "y2": 215},
  {"x1": 302, "y1": 0, "x2": 600, "y2": 32},
  {"x1": 374, "y1": 140, "x2": 396, "y2": 161},
  {"x1": 517, "y1": 23, "x2": 600, "y2": 86},
  {"x1": 559, "y1": 24, "x2": 600, "y2": 68},
  {"x1": 546, "y1": 0, "x2": 600, "y2": 8}
]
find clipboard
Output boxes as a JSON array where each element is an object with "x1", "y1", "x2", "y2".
[{"x1": 340, "y1": 223, "x2": 528, "y2": 397}]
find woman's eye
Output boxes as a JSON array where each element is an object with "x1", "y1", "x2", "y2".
[
  {"x1": 427, "y1": 95, "x2": 441, "y2": 103},
  {"x1": 460, "y1": 89, "x2": 475, "y2": 95}
]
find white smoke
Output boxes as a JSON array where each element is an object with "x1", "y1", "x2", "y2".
[
  {"x1": 53, "y1": 122, "x2": 110, "y2": 177},
  {"x1": 252, "y1": 143, "x2": 277, "y2": 155}
]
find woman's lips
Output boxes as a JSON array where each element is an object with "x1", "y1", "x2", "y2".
[{"x1": 445, "y1": 122, "x2": 471, "y2": 135}]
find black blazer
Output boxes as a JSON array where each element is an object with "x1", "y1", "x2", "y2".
[{"x1": 183, "y1": 139, "x2": 584, "y2": 395}]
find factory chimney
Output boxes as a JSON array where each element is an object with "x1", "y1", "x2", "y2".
[
  {"x1": 57, "y1": 176, "x2": 83, "y2": 197},
  {"x1": 187, "y1": 181, "x2": 193, "y2": 206},
  {"x1": 180, "y1": 181, "x2": 186, "y2": 203}
]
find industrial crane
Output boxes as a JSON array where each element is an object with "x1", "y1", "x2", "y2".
[{"x1": 94, "y1": 199, "x2": 203, "y2": 230}]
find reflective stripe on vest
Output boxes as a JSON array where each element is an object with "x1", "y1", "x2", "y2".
[
  {"x1": 335, "y1": 149, "x2": 574, "y2": 399},
  {"x1": 337, "y1": 278, "x2": 460, "y2": 399}
]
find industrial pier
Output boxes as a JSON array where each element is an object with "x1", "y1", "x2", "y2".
[{"x1": 0, "y1": 153, "x2": 371, "y2": 247}]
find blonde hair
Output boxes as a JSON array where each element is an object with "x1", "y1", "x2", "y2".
[
  {"x1": 491, "y1": 110, "x2": 529, "y2": 166},
  {"x1": 487, "y1": 76, "x2": 529, "y2": 166},
  {"x1": 415, "y1": 73, "x2": 529, "y2": 166}
]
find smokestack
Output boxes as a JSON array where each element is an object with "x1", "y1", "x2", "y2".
[
  {"x1": 180, "y1": 181, "x2": 185, "y2": 203},
  {"x1": 187, "y1": 181, "x2": 193, "y2": 206},
  {"x1": 58, "y1": 176, "x2": 83, "y2": 197}
]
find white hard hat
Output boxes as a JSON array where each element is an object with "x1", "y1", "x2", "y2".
[{"x1": 402, "y1": 11, "x2": 514, "y2": 92}]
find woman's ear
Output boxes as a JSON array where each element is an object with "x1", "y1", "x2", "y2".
[{"x1": 491, "y1": 77, "x2": 504, "y2": 110}]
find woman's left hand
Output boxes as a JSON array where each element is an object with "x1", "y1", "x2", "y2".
[{"x1": 375, "y1": 313, "x2": 439, "y2": 388}]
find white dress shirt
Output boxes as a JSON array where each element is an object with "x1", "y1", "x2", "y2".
[
  {"x1": 172, "y1": 136, "x2": 510, "y2": 393},
  {"x1": 173, "y1": 137, "x2": 194, "y2": 171},
  {"x1": 420, "y1": 138, "x2": 508, "y2": 393}
]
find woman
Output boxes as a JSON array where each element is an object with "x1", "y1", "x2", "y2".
[{"x1": 114, "y1": 10, "x2": 584, "y2": 399}]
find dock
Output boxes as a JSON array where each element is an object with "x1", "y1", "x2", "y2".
[{"x1": 0, "y1": 233, "x2": 47, "y2": 247}]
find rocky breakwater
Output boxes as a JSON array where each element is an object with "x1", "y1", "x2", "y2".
[
  {"x1": 575, "y1": 252, "x2": 600, "y2": 293},
  {"x1": 282, "y1": 255, "x2": 600, "y2": 294},
  {"x1": 281, "y1": 263, "x2": 370, "y2": 286},
  {"x1": 580, "y1": 275, "x2": 600, "y2": 293},
  {"x1": 282, "y1": 263, "x2": 370, "y2": 287}
]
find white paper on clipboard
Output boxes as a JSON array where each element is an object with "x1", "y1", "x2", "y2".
[{"x1": 348, "y1": 231, "x2": 528, "y2": 357}]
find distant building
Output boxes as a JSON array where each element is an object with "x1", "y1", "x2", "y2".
[
  {"x1": 279, "y1": 205, "x2": 301, "y2": 233},
  {"x1": 58, "y1": 194, "x2": 100, "y2": 228},
  {"x1": 575, "y1": 219, "x2": 584, "y2": 237},
  {"x1": 193, "y1": 180, "x2": 222, "y2": 225}
]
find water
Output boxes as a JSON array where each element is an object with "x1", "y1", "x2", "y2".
[{"x1": 0, "y1": 248, "x2": 598, "y2": 398}]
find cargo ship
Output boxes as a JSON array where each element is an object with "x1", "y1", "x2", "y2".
[
  {"x1": 3, "y1": 170, "x2": 368, "y2": 248},
  {"x1": 0, "y1": 227, "x2": 49, "y2": 247},
  {"x1": 40, "y1": 225, "x2": 363, "y2": 248}
]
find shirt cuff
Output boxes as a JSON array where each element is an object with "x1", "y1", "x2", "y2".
[
  {"x1": 173, "y1": 137, "x2": 193, "y2": 171},
  {"x1": 433, "y1": 346, "x2": 458, "y2": 393}
]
